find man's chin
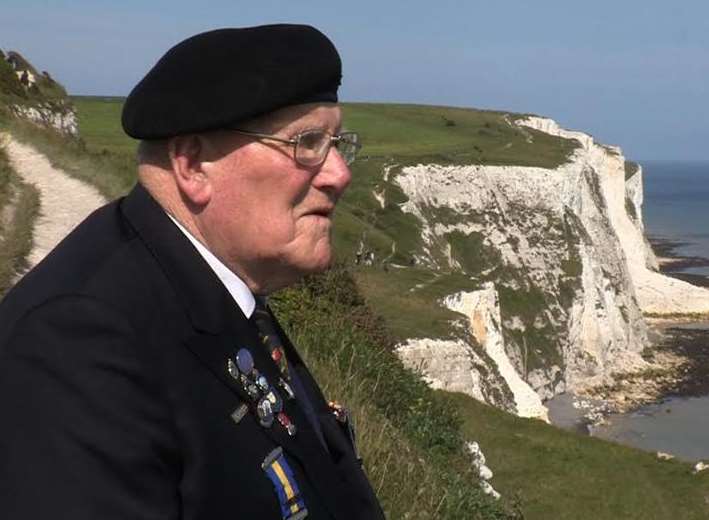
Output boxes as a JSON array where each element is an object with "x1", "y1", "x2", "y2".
[
  {"x1": 301, "y1": 249, "x2": 333, "y2": 275},
  {"x1": 276, "y1": 237, "x2": 333, "y2": 279}
]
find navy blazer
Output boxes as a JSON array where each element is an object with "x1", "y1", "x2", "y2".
[{"x1": 0, "y1": 184, "x2": 384, "y2": 520}]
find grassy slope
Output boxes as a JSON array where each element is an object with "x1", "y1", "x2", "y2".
[
  {"x1": 31, "y1": 97, "x2": 709, "y2": 519},
  {"x1": 342, "y1": 103, "x2": 576, "y2": 167},
  {"x1": 71, "y1": 96, "x2": 137, "y2": 156},
  {"x1": 446, "y1": 392, "x2": 709, "y2": 520},
  {"x1": 0, "y1": 144, "x2": 40, "y2": 295}
]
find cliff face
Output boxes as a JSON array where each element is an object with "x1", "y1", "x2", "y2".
[{"x1": 392, "y1": 116, "x2": 709, "y2": 418}]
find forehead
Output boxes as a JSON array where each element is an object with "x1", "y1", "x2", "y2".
[{"x1": 251, "y1": 103, "x2": 342, "y2": 133}]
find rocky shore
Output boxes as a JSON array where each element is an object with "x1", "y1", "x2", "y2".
[
  {"x1": 577, "y1": 237, "x2": 709, "y2": 416},
  {"x1": 582, "y1": 325, "x2": 709, "y2": 414}
]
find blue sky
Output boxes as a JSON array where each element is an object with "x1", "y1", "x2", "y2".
[{"x1": 2, "y1": 0, "x2": 708, "y2": 160}]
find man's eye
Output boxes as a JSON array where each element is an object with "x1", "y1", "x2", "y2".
[{"x1": 299, "y1": 131, "x2": 327, "y2": 150}]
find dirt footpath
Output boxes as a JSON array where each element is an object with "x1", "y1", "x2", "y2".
[{"x1": 1, "y1": 134, "x2": 106, "y2": 270}]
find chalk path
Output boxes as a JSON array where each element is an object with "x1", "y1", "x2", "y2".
[{"x1": 1, "y1": 134, "x2": 107, "y2": 270}]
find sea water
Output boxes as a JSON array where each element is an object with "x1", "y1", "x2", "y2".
[
  {"x1": 591, "y1": 395, "x2": 709, "y2": 462},
  {"x1": 642, "y1": 160, "x2": 709, "y2": 275},
  {"x1": 547, "y1": 388, "x2": 709, "y2": 462}
]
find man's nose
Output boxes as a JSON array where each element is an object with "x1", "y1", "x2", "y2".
[{"x1": 312, "y1": 148, "x2": 352, "y2": 196}]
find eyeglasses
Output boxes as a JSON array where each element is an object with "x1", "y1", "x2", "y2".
[{"x1": 228, "y1": 128, "x2": 361, "y2": 167}]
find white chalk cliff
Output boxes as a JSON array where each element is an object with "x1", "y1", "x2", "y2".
[
  {"x1": 392, "y1": 116, "x2": 709, "y2": 419},
  {"x1": 10, "y1": 103, "x2": 78, "y2": 137},
  {"x1": 519, "y1": 117, "x2": 709, "y2": 315}
]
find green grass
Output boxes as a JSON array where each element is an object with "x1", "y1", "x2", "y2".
[
  {"x1": 71, "y1": 96, "x2": 138, "y2": 155},
  {"x1": 0, "y1": 146, "x2": 40, "y2": 295},
  {"x1": 355, "y1": 265, "x2": 480, "y2": 340},
  {"x1": 342, "y1": 103, "x2": 577, "y2": 168},
  {"x1": 445, "y1": 392, "x2": 709, "y2": 520},
  {"x1": 0, "y1": 52, "x2": 69, "y2": 107}
]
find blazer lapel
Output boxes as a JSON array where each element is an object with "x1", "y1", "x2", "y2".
[
  {"x1": 182, "y1": 314, "x2": 358, "y2": 520},
  {"x1": 120, "y1": 184, "x2": 356, "y2": 519}
]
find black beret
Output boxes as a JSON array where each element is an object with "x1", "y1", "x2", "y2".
[{"x1": 122, "y1": 24, "x2": 342, "y2": 139}]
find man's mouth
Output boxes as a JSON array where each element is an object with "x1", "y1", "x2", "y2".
[{"x1": 306, "y1": 206, "x2": 334, "y2": 218}]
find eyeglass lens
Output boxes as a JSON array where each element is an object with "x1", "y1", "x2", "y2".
[
  {"x1": 295, "y1": 130, "x2": 360, "y2": 166},
  {"x1": 297, "y1": 130, "x2": 331, "y2": 166}
]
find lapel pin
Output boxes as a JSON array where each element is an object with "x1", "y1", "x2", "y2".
[
  {"x1": 236, "y1": 348, "x2": 255, "y2": 375},
  {"x1": 257, "y1": 374, "x2": 270, "y2": 392},
  {"x1": 278, "y1": 378, "x2": 296, "y2": 400},
  {"x1": 277, "y1": 412, "x2": 297, "y2": 436},
  {"x1": 238, "y1": 374, "x2": 259, "y2": 401},
  {"x1": 227, "y1": 359, "x2": 240, "y2": 380},
  {"x1": 257, "y1": 396, "x2": 275, "y2": 428},
  {"x1": 231, "y1": 404, "x2": 248, "y2": 425},
  {"x1": 265, "y1": 388, "x2": 284, "y2": 414}
]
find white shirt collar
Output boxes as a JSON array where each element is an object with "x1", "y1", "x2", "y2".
[{"x1": 166, "y1": 213, "x2": 256, "y2": 319}]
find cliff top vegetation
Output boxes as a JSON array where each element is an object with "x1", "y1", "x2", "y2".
[{"x1": 0, "y1": 50, "x2": 68, "y2": 109}]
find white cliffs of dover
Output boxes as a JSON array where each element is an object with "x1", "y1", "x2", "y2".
[
  {"x1": 518, "y1": 116, "x2": 709, "y2": 315},
  {"x1": 393, "y1": 116, "x2": 709, "y2": 418}
]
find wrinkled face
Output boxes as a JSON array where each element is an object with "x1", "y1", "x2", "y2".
[{"x1": 198, "y1": 103, "x2": 351, "y2": 294}]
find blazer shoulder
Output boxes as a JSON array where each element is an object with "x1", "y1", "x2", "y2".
[{"x1": 0, "y1": 194, "x2": 184, "y2": 341}]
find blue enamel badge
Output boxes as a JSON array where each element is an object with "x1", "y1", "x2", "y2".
[{"x1": 261, "y1": 447, "x2": 308, "y2": 519}]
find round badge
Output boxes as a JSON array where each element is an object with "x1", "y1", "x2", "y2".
[
  {"x1": 235, "y1": 349, "x2": 254, "y2": 375},
  {"x1": 257, "y1": 375, "x2": 269, "y2": 392}
]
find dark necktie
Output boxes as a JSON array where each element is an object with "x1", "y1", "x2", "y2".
[{"x1": 250, "y1": 297, "x2": 327, "y2": 449}]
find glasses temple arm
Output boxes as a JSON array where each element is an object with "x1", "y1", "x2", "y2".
[{"x1": 230, "y1": 129, "x2": 297, "y2": 145}]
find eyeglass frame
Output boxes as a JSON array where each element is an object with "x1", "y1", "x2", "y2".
[{"x1": 227, "y1": 127, "x2": 361, "y2": 167}]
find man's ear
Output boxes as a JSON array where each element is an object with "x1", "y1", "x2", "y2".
[{"x1": 168, "y1": 135, "x2": 212, "y2": 206}]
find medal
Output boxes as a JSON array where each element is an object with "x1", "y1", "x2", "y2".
[
  {"x1": 226, "y1": 343, "x2": 293, "y2": 433},
  {"x1": 265, "y1": 389, "x2": 283, "y2": 413},
  {"x1": 257, "y1": 396, "x2": 275, "y2": 428},
  {"x1": 277, "y1": 412, "x2": 297, "y2": 436}
]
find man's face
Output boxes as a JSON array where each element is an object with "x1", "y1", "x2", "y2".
[{"x1": 198, "y1": 103, "x2": 351, "y2": 294}]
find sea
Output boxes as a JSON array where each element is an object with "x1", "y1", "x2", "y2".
[
  {"x1": 548, "y1": 160, "x2": 709, "y2": 462},
  {"x1": 642, "y1": 160, "x2": 709, "y2": 275}
]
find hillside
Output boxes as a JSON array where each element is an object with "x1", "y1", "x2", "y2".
[{"x1": 0, "y1": 49, "x2": 77, "y2": 135}]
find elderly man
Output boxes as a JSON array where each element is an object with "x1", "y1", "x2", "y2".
[{"x1": 0, "y1": 25, "x2": 384, "y2": 519}]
